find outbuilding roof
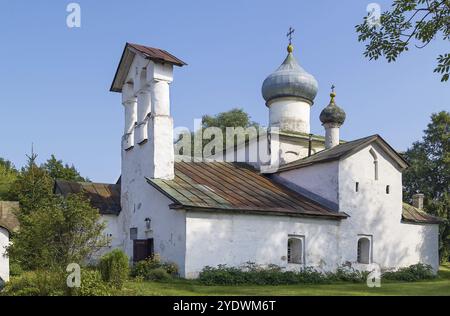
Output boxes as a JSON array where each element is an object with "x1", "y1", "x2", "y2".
[
  {"x1": 402, "y1": 203, "x2": 444, "y2": 224},
  {"x1": 54, "y1": 180, "x2": 121, "y2": 215},
  {"x1": 147, "y1": 162, "x2": 348, "y2": 220},
  {"x1": 275, "y1": 134, "x2": 409, "y2": 172}
]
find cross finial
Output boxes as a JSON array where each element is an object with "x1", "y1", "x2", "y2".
[
  {"x1": 286, "y1": 27, "x2": 295, "y2": 45},
  {"x1": 330, "y1": 84, "x2": 336, "y2": 102}
]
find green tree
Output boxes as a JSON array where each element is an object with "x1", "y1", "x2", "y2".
[
  {"x1": 202, "y1": 108, "x2": 259, "y2": 131},
  {"x1": 176, "y1": 108, "x2": 260, "y2": 157},
  {"x1": 0, "y1": 158, "x2": 18, "y2": 200},
  {"x1": 356, "y1": 0, "x2": 450, "y2": 82},
  {"x1": 8, "y1": 153, "x2": 54, "y2": 214},
  {"x1": 403, "y1": 111, "x2": 450, "y2": 261},
  {"x1": 42, "y1": 154, "x2": 88, "y2": 182},
  {"x1": 8, "y1": 193, "x2": 107, "y2": 270}
]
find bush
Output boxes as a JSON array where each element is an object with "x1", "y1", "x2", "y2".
[
  {"x1": 0, "y1": 270, "x2": 66, "y2": 296},
  {"x1": 382, "y1": 263, "x2": 435, "y2": 282},
  {"x1": 98, "y1": 249, "x2": 129, "y2": 289},
  {"x1": 326, "y1": 265, "x2": 369, "y2": 283},
  {"x1": 9, "y1": 262, "x2": 23, "y2": 277},
  {"x1": 70, "y1": 269, "x2": 114, "y2": 296},
  {"x1": 198, "y1": 263, "x2": 333, "y2": 286},
  {"x1": 198, "y1": 262, "x2": 376, "y2": 286},
  {"x1": 146, "y1": 268, "x2": 171, "y2": 281},
  {"x1": 131, "y1": 254, "x2": 178, "y2": 281}
]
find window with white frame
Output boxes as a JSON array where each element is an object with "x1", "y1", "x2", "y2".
[{"x1": 287, "y1": 236, "x2": 305, "y2": 264}]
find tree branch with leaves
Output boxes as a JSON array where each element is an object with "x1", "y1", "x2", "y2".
[{"x1": 356, "y1": 0, "x2": 450, "y2": 81}]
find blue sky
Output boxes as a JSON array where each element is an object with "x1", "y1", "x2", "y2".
[{"x1": 0, "y1": 0, "x2": 448, "y2": 183}]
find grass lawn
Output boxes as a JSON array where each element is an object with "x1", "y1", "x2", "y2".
[{"x1": 119, "y1": 263, "x2": 450, "y2": 296}]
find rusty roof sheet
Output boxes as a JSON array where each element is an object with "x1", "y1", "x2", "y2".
[
  {"x1": 127, "y1": 43, "x2": 187, "y2": 66},
  {"x1": 402, "y1": 203, "x2": 443, "y2": 224},
  {"x1": 276, "y1": 134, "x2": 409, "y2": 172},
  {"x1": 147, "y1": 162, "x2": 347, "y2": 220},
  {"x1": 54, "y1": 180, "x2": 121, "y2": 215},
  {"x1": 110, "y1": 42, "x2": 186, "y2": 93},
  {"x1": 0, "y1": 201, "x2": 19, "y2": 233}
]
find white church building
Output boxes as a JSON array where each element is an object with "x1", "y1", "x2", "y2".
[{"x1": 54, "y1": 41, "x2": 442, "y2": 278}]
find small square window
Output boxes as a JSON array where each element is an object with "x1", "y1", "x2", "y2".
[{"x1": 130, "y1": 227, "x2": 138, "y2": 240}]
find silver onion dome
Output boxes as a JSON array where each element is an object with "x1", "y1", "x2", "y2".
[
  {"x1": 262, "y1": 45, "x2": 318, "y2": 104},
  {"x1": 319, "y1": 88, "x2": 346, "y2": 125}
]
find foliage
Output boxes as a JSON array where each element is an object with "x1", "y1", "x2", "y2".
[
  {"x1": 0, "y1": 270, "x2": 66, "y2": 296},
  {"x1": 202, "y1": 108, "x2": 259, "y2": 131},
  {"x1": 131, "y1": 254, "x2": 178, "y2": 280},
  {"x1": 9, "y1": 261, "x2": 24, "y2": 277},
  {"x1": 7, "y1": 153, "x2": 53, "y2": 214},
  {"x1": 70, "y1": 269, "x2": 114, "y2": 296},
  {"x1": 198, "y1": 262, "x2": 364, "y2": 286},
  {"x1": 0, "y1": 157, "x2": 18, "y2": 200},
  {"x1": 402, "y1": 111, "x2": 449, "y2": 261},
  {"x1": 356, "y1": 0, "x2": 450, "y2": 81},
  {"x1": 8, "y1": 193, "x2": 108, "y2": 270},
  {"x1": 98, "y1": 249, "x2": 129, "y2": 289},
  {"x1": 382, "y1": 263, "x2": 436, "y2": 281},
  {"x1": 1, "y1": 269, "x2": 114, "y2": 296},
  {"x1": 42, "y1": 154, "x2": 88, "y2": 182},
  {"x1": 176, "y1": 108, "x2": 261, "y2": 157},
  {"x1": 145, "y1": 268, "x2": 171, "y2": 281}
]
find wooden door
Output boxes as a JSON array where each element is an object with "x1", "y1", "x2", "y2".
[{"x1": 133, "y1": 238, "x2": 154, "y2": 262}]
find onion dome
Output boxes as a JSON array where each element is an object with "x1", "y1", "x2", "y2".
[
  {"x1": 262, "y1": 44, "x2": 318, "y2": 104},
  {"x1": 319, "y1": 86, "x2": 346, "y2": 125}
]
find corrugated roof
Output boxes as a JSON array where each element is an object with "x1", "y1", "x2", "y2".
[
  {"x1": 54, "y1": 180, "x2": 121, "y2": 215},
  {"x1": 110, "y1": 42, "x2": 186, "y2": 93},
  {"x1": 147, "y1": 162, "x2": 347, "y2": 220},
  {"x1": 276, "y1": 134, "x2": 409, "y2": 172},
  {"x1": 402, "y1": 203, "x2": 443, "y2": 224}
]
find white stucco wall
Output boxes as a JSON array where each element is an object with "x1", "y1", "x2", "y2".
[
  {"x1": 0, "y1": 227, "x2": 9, "y2": 282},
  {"x1": 337, "y1": 143, "x2": 439, "y2": 271},
  {"x1": 184, "y1": 211, "x2": 340, "y2": 278},
  {"x1": 279, "y1": 161, "x2": 339, "y2": 204},
  {"x1": 119, "y1": 142, "x2": 187, "y2": 275}
]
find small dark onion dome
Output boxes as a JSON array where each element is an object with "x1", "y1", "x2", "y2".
[
  {"x1": 319, "y1": 88, "x2": 346, "y2": 125},
  {"x1": 262, "y1": 44, "x2": 318, "y2": 104}
]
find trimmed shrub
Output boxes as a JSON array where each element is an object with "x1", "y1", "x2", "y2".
[
  {"x1": 382, "y1": 263, "x2": 435, "y2": 281},
  {"x1": 198, "y1": 263, "x2": 374, "y2": 286},
  {"x1": 199, "y1": 264, "x2": 332, "y2": 286},
  {"x1": 131, "y1": 254, "x2": 178, "y2": 280},
  {"x1": 98, "y1": 249, "x2": 129, "y2": 289}
]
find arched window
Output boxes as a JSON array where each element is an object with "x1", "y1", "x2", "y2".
[
  {"x1": 287, "y1": 237, "x2": 304, "y2": 264},
  {"x1": 357, "y1": 237, "x2": 371, "y2": 264},
  {"x1": 369, "y1": 149, "x2": 378, "y2": 180}
]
